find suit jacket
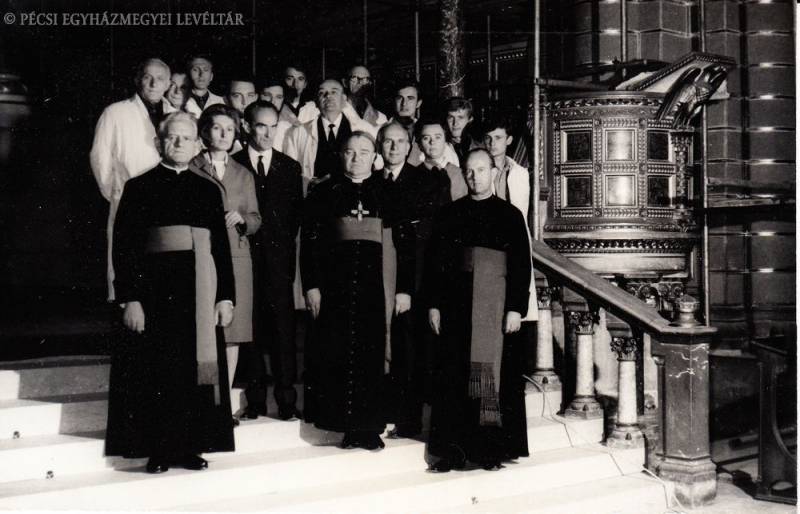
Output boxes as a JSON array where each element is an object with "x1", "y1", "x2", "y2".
[
  {"x1": 232, "y1": 149, "x2": 303, "y2": 281},
  {"x1": 283, "y1": 113, "x2": 379, "y2": 191}
]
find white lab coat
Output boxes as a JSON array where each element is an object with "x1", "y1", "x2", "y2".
[
  {"x1": 503, "y1": 156, "x2": 538, "y2": 321},
  {"x1": 89, "y1": 94, "x2": 177, "y2": 300},
  {"x1": 184, "y1": 91, "x2": 225, "y2": 119}
]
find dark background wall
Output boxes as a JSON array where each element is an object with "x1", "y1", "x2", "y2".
[{"x1": 0, "y1": 0, "x2": 795, "y2": 353}]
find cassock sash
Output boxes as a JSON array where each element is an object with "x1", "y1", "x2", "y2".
[
  {"x1": 332, "y1": 216, "x2": 395, "y2": 373},
  {"x1": 145, "y1": 225, "x2": 221, "y2": 405},
  {"x1": 382, "y1": 227, "x2": 396, "y2": 374},
  {"x1": 461, "y1": 246, "x2": 507, "y2": 426}
]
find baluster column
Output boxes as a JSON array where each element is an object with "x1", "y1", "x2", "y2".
[
  {"x1": 607, "y1": 334, "x2": 645, "y2": 448},
  {"x1": 565, "y1": 310, "x2": 602, "y2": 419},
  {"x1": 530, "y1": 287, "x2": 561, "y2": 391},
  {"x1": 652, "y1": 295, "x2": 717, "y2": 507}
]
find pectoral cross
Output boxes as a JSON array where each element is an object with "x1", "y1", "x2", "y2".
[{"x1": 351, "y1": 200, "x2": 370, "y2": 222}]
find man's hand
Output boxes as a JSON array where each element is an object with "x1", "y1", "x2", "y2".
[
  {"x1": 225, "y1": 210, "x2": 245, "y2": 229},
  {"x1": 394, "y1": 293, "x2": 411, "y2": 315},
  {"x1": 428, "y1": 308, "x2": 441, "y2": 335},
  {"x1": 305, "y1": 288, "x2": 322, "y2": 319},
  {"x1": 216, "y1": 301, "x2": 234, "y2": 327},
  {"x1": 504, "y1": 311, "x2": 522, "y2": 334},
  {"x1": 122, "y1": 301, "x2": 145, "y2": 333}
]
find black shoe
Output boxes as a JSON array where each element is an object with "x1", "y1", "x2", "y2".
[
  {"x1": 242, "y1": 405, "x2": 267, "y2": 420},
  {"x1": 278, "y1": 406, "x2": 303, "y2": 421},
  {"x1": 340, "y1": 432, "x2": 359, "y2": 449},
  {"x1": 359, "y1": 433, "x2": 385, "y2": 451},
  {"x1": 177, "y1": 454, "x2": 208, "y2": 471},
  {"x1": 146, "y1": 457, "x2": 169, "y2": 474},
  {"x1": 386, "y1": 425, "x2": 421, "y2": 439},
  {"x1": 232, "y1": 416, "x2": 240, "y2": 427},
  {"x1": 428, "y1": 459, "x2": 452, "y2": 473},
  {"x1": 479, "y1": 460, "x2": 502, "y2": 471}
]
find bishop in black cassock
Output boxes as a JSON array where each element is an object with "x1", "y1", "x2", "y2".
[
  {"x1": 106, "y1": 113, "x2": 236, "y2": 473},
  {"x1": 301, "y1": 131, "x2": 415, "y2": 450},
  {"x1": 425, "y1": 149, "x2": 531, "y2": 472}
]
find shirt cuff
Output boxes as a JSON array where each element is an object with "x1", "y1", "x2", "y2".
[{"x1": 218, "y1": 300, "x2": 235, "y2": 307}]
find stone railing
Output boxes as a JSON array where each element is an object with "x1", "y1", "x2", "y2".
[{"x1": 530, "y1": 238, "x2": 718, "y2": 507}]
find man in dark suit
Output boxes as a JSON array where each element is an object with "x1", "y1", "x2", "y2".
[
  {"x1": 232, "y1": 100, "x2": 304, "y2": 420},
  {"x1": 379, "y1": 121, "x2": 450, "y2": 438}
]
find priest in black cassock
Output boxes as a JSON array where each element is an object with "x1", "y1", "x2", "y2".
[
  {"x1": 106, "y1": 111, "x2": 236, "y2": 474},
  {"x1": 425, "y1": 148, "x2": 531, "y2": 472},
  {"x1": 301, "y1": 131, "x2": 415, "y2": 450}
]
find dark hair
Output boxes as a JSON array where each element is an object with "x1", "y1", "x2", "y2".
[
  {"x1": 186, "y1": 54, "x2": 213, "y2": 71},
  {"x1": 394, "y1": 79, "x2": 421, "y2": 96},
  {"x1": 227, "y1": 76, "x2": 256, "y2": 93},
  {"x1": 443, "y1": 96, "x2": 473, "y2": 115},
  {"x1": 243, "y1": 99, "x2": 279, "y2": 124},
  {"x1": 257, "y1": 76, "x2": 285, "y2": 90},
  {"x1": 414, "y1": 113, "x2": 446, "y2": 141},
  {"x1": 198, "y1": 104, "x2": 240, "y2": 149},
  {"x1": 481, "y1": 111, "x2": 513, "y2": 137}
]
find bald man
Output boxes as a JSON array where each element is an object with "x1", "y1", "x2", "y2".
[
  {"x1": 284, "y1": 79, "x2": 377, "y2": 191},
  {"x1": 90, "y1": 57, "x2": 178, "y2": 301}
]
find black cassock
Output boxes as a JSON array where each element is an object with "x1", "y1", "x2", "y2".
[
  {"x1": 425, "y1": 195, "x2": 531, "y2": 465},
  {"x1": 301, "y1": 173, "x2": 415, "y2": 433},
  {"x1": 106, "y1": 164, "x2": 236, "y2": 459}
]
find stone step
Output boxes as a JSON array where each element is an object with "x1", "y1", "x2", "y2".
[
  {"x1": 0, "y1": 381, "x2": 567, "y2": 441},
  {"x1": 0, "y1": 356, "x2": 110, "y2": 400},
  {"x1": 174, "y1": 445, "x2": 646, "y2": 513},
  {"x1": 0, "y1": 357, "x2": 565, "y2": 418},
  {"x1": 0, "y1": 443, "x2": 644, "y2": 511},
  {"x1": 436, "y1": 473, "x2": 669, "y2": 514},
  {"x1": 0, "y1": 393, "x2": 108, "y2": 439},
  {"x1": 0, "y1": 413, "x2": 603, "y2": 484},
  {"x1": 0, "y1": 385, "x2": 298, "y2": 440}
]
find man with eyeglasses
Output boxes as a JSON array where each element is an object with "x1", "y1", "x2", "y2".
[
  {"x1": 106, "y1": 111, "x2": 236, "y2": 474},
  {"x1": 343, "y1": 65, "x2": 388, "y2": 128}
]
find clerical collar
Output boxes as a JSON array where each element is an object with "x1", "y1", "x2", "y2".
[
  {"x1": 161, "y1": 161, "x2": 189, "y2": 174},
  {"x1": 346, "y1": 174, "x2": 367, "y2": 183}
]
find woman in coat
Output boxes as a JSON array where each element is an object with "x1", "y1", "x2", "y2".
[{"x1": 192, "y1": 104, "x2": 261, "y2": 421}]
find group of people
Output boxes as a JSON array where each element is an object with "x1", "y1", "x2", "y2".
[{"x1": 89, "y1": 54, "x2": 538, "y2": 475}]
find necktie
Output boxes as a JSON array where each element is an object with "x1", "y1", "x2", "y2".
[
  {"x1": 257, "y1": 155, "x2": 265, "y2": 177},
  {"x1": 327, "y1": 123, "x2": 336, "y2": 146}
]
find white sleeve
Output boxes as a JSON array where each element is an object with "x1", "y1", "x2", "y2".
[
  {"x1": 89, "y1": 107, "x2": 115, "y2": 202},
  {"x1": 283, "y1": 124, "x2": 300, "y2": 159}
]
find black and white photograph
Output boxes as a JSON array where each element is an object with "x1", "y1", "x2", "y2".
[{"x1": 0, "y1": 0, "x2": 796, "y2": 512}]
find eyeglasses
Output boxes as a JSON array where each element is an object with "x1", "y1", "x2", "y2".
[{"x1": 349, "y1": 76, "x2": 371, "y2": 83}]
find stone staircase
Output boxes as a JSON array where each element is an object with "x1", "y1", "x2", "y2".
[{"x1": 0, "y1": 356, "x2": 671, "y2": 512}]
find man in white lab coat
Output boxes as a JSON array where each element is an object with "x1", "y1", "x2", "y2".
[{"x1": 89, "y1": 57, "x2": 177, "y2": 301}]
